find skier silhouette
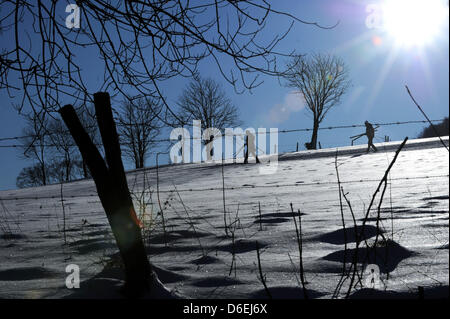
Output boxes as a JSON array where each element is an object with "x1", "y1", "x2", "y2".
[
  {"x1": 365, "y1": 120, "x2": 378, "y2": 153},
  {"x1": 244, "y1": 130, "x2": 260, "y2": 164}
]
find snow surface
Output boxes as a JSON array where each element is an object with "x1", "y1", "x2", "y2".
[{"x1": 0, "y1": 137, "x2": 448, "y2": 299}]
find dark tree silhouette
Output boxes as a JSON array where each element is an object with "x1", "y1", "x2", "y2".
[
  {"x1": 16, "y1": 164, "x2": 48, "y2": 188},
  {"x1": 418, "y1": 117, "x2": 449, "y2": 138},
  {"x1": 16, "y1": 159, "x2": 85, "y2": 188},
  {"x1": 19, "y1": 113, "x2": 50, "y2": 186},
  {"x1": 174, "y1": 77, "x2": 240, "y2": 130},
  {"x1": 284, "y1": 54, "x2": 351, "y2": 149},
  {"x1": 48, "y1": 119, "x2": 78, "y2": 182},
  {"x1": 118, "y1": 98, "x2": 163, "y2": 169},
  {"x1": 17, "y1": 106, "x2": 99, "y2": 185}
]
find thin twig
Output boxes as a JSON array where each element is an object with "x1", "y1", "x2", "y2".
[
  {"x1": 156, "y1": 152, "x2": 168, "y2": 246},
  {"x1": 258, "y1": 202, "x2": 263, "y2": 231},
  {"x1": 335, "y1": 151, "x2": 348, "y2": 281},
  {"x1": 256, "y1": 241, "x2": 272, "y2": 299},
  {"x1": 290, "y1": 203, "x2": 308, "y2": 299},
  {"x1": 221, "y1": 156, "x2": 229, "y2": 237},
  {"x1": 345, "y1": 137, "x2": 408, "y2": 298},
  {"x1": 405, "y1": 85, "x2": 448, "y2": 151},
  {"x1": 60, "y1": 182, "x2": 67, "y2": 245},
  {"x1": 173, "y1": 184, "x2": 205, "y2": 257}
]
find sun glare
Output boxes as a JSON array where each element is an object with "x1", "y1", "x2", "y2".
[{"x1": 382, "y1": 0, "x2": 448, "y2": 47}]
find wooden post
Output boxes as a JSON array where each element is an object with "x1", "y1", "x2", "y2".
[
  {"x1": 221, "y1": 155, "x2": 228, "y2": 237},
  {"x1": 59, "y1": 92, "x2": 158, "y2": 297}
]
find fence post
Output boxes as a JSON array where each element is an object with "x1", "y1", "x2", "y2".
[{"x1": 59, "y1": 92, "x2": 158, "y2": 297}]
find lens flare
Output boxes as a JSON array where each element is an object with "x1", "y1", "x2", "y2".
[
  {"x1": 372, "y1": 36, "x2": 383, "y2": 46},
  {"x1": 382, "y1": 0, "x2": 448, "y2": 47}
]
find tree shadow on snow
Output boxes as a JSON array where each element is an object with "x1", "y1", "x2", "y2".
[
  {"x1": 314, "y1": 225, "x2": 383, "y2": 245},
  {"x1": 190, "y1": 276, "x2": 243, "y2": 288},
  {"x1": 217, "y1": 239, "x2": 268, "y2": 254},
  {"x1": 64, "y1": 257, "x2": 185, "y2": 299},
  {"x1": 322, "y1": 240, "x2": 415, "y2": 273},
  {"x1": 0, "y1": 267, "x2": 58, "y2": 281}
]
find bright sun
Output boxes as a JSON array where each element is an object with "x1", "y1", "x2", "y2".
[{"x1": 382, "y1": 0, "x2": 448, "y2": 47}]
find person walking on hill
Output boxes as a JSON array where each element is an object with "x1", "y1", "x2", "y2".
[
  {"x1": 244, "y1": 130, "x2": 260, "y2": 164},
  {"x1": 365, "y1": 120, "x2": 378, "y2": 153},
  {"x1": 205, "y1": 135, "x2": 214, "y2": 161}
]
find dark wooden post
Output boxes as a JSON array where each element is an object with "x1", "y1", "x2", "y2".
[{"x1": 59, "y1": 92, "x2": 157, "y2": 297}]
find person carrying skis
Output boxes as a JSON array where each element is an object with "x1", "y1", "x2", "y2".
[{"x1": 365, "y1": 120, "x2": 378, "y2": 153}]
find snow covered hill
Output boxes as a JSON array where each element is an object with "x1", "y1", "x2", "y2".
[{"x1": 0, "y1": 137, "x2": 448, "y2": 299}]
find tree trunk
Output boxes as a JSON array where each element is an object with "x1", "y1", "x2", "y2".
[
  {"x1": 139, "y1": 154, "x2": 144, "y2": 169},
  {"x1": 59, "y1": 92, "x2": 163, "y2": 297},
  {"x1": 135, "y1": 158, "x2": 139, "y2": 169},
  {"x1": 40, "y1": 162, "x2": 47, "y2": 186},
  {"x1": 309, "y1": 119, "x2": 319, "y2": 150}
]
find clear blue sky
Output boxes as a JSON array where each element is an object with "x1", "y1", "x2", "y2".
[{"x1": 0, "y1": 0, "x2": 449, "y2": 190}]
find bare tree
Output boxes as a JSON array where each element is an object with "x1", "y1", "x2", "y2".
[
  {"x1": 48, "y1": 119, "x2": 78, "y2": 182},
  {"x1": 284, "y1": 54, "x2": 351, "y2": 149},
  {"x1": 19, "y1": 107, "x2": 99, "y2": 184},
  {"x1": 118, "y1": 97, "x2": 163, "y2": 169},
  {"x1": 19, "y1": 113, "x2": 50, "y2": 186},
  {"x1": 47, "y1": 158, "x2": 84, "y2": 184},
  {"x1": 16, "y1": 163, "x2": 48, "y2": 188},
  {"x1": 174, "y1": 77, "x2": 240, "y2": 131}
]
